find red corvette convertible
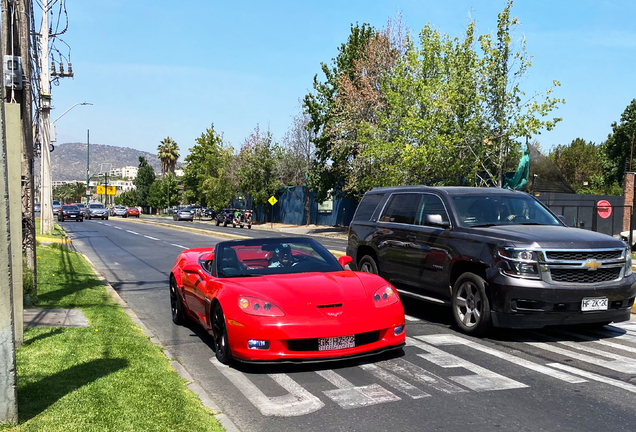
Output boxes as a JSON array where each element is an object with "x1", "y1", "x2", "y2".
[{"x1": 170, "y1": 237, "x2": 405, "y2": 363}]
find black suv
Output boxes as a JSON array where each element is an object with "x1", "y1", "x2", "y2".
[
  {"x1": 347, "y1": 186, "x2": 636, "y2": 335},
  {"x1": 216, "y1": 208, "x2": 235, "y2": 227}
]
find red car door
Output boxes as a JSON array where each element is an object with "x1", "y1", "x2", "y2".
[{"x1": 181, "y1": 267, "x2": 209, "y2": 326}]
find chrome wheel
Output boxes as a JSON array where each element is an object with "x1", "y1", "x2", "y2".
[
  {"x1": 454, "y1": 281, "x2": 482, "y2": 328},
  {"x1": 358, "y1": 255, "x2": 379, "y2": 275},
  {"x1": 451, "y1": 273, "x2": 491, "y2": 336}
]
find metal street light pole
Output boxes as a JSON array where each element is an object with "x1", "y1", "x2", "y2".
[{"x1": 52, "y1": 102, "x2": 92, "y2": 124}]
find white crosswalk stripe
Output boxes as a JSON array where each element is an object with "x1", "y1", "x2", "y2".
[{"x1": 317, "y1": 370, "x2": 401, "y2": 409}]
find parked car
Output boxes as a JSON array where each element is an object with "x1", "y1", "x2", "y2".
[
  {"x1": 127, "y1": 207, "x2": 140, "y2": 218},
  {"x1": 74, "y1": 203, "x2": 86, "y2": 213},
  {"x1": 52, "y1": 200, "x2": 61, "y2": 216},
  {"x1": 112, "y1": 205, "x2": 128, "y2": 217},
  {"x1": 204, "y1": 208, "x2": 217, "y2": 219},
  {"x1": 173, "y1": 207, "x2": 194, "y2": 221},
  {"x1": 85, "y1": 203, "x2": 109, "y2": 220},
  {"x1": 215, "y1": 208, "x2": 235, "y2": 227},
  {"x1": 58, "y1": 204, "x2": 83, "y2": 222},
  {"x1": 34, "y1": 203, "x2": 41, "y2": 212},
  {"x1": 347, "y1": 186, "x2": 636, "y2": 335},
  {"x1": 170, "y1": 237, "x2": 405, "y2": 363}
]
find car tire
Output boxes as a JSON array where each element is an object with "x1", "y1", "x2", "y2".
[
  {"x1": 358, "y1": 255, "x2": 379, "y2": 275},
  {"x1": 248, "y1": 225, "x2": 251, "y2": 229},
  {"x1": 451, "y1": 272, "x2": 492, "y2": 336},
  {"x1": 212, "y1": 303, "x2": 231, "y2": 364},
  {"x1": 170, "y1": 277, "x2": 187, "y2": 325},
  {"x1": 223, "y1": 221, "x2": 227, "y2": 227},
  {"x1": 216, "y1": 219, "x2": 220, "y2": 226},
  {"x1": 232, "y1": 223, "x2": 236, "y2": 228}
]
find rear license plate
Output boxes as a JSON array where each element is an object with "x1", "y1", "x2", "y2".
[
  {"x1": 581, "y1": 297, "x2": 608, "y2": 312},
  {"x1": 318, "y1": 335, "x2": 355, "y2": 351},
  {"x1": 70, "y1": 215, "x2": 76, "y2": 218}
]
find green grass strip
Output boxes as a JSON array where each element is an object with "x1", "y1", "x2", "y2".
[
  {"x1": 34, "y1": 218, "x2": 67, "y2": 242},
  {"x1": 1, "y1": 244, "x2": 224, "y2": 432}
]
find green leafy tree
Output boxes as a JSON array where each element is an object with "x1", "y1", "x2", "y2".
[
  {"x1": 133, "y1": 156, "x2": 156, "y2": 208},
  {"x1": 237, "y1": 127, "x2": 283, "y2": 218},
  {"x1": 548, "y1": 138, "x2": 603, "y2": 191},
  {"x1": 114, "y1": 190, "x2": 137, "y2": 207},
  {"x1": 146, "y1": 181, "x2": 166, "y2": 211},
  {"x1": 601, "y1": 99, "x2": 636, "y2": 187},
  {"x1": 157, "y1": 137, "x2": 180, "y2": 176},
  {"x1": 303, "y1": 23, "x2": 375, "y2": 203},
  {"x1": 182, "y1": 124, "x2": 234, "y2": 206}
]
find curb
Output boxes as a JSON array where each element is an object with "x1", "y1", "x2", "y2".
[
  {"x1": 36, "y1": 236, "x2": 71, "y2": 244},
  {"x1": 58, "y1": 228, "x2": 241, "y2": 432},
  {"x1": 115, "y1": 216, "x2": 347, "y2": 257}
]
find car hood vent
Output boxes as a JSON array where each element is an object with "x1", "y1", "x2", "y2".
[{"x1": 317, "y1": 303, "x2": 343, "y2": 309}]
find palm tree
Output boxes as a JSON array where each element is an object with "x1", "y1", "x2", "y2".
[{"x1": 157, "y1": 137, "x2": 180, "y2": 176}]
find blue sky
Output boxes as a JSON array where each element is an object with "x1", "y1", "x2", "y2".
[{"x1": 49, "y1": 0, "x2": 636, "y2": 160}]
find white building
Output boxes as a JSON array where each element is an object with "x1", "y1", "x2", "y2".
[
  {"x1": 52, "y1": 180, "x2": 86, "y2": 187},
  {"x1": 121, "y1": 166, "x2": 138, "y2": 180}
]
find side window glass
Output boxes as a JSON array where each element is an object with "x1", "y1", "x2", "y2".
[
  {"x1": 379, "y1": 193, "x2": 421, "y2": 225},
  {"x1": 353, "y1": 193, "x2": 385, "y2": 221},
  {"x1": 417, "y1": 195, "x2": 450, "y2": 226}
]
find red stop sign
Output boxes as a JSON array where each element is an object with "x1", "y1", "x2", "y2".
[{"x1": 597, "y1": 200, "x2": 612, "y2": 219}]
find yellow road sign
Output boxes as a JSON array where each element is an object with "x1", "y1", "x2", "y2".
[
  {"x1": 107, "y1": 186, "x2": 116, "y2": 195},
  {"x1": 268, "y1": 196, "x2": 278, "y2": 206},
  {"x1": 96, "y1": 185, "x2": 105, "y2": 194}
]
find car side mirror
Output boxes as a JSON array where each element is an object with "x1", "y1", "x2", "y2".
[
  {"x1": 338, "y1": 255, "x2": 353, "y2": 269},
  {"x1": 424, "y1": 214, "x2": 450, "y2": 228}
]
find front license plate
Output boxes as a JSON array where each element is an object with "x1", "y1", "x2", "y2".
[
  {"x1": 318, "y1": 335, "x2": 355, "y2": 351},
  {"x1": 581, "y1": 297, "x2": 608, "y2": 312}
]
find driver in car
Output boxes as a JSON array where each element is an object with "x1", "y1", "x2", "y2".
[{"x1": 268, "y1": 245, "x2": 296, "y2": 268}]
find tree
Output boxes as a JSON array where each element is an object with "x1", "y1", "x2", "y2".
[
  {"x1": 601, "y1": 99, "x2": 636, "y2": 187},
  {"x1": 358, "y1": 1, "x2": 563, "y2": 190},
  {"x1": 157, "y1": 137, "x2": 180, "y2": 176},
  {"x1": 133, "y1": 156, "x2": 156, "y2": 208},
  {"x1": 114, "y1": 190, "x2": 137, "y2": 207},
  {"x1": 548, "y1": 138, "x2": 603, "y2": 191},
  {"x1": 237, "y1": 127, "x2": 283, "y2": 219},
  {"x1": 182, "y1": 124, "x2": 234, "y2": 206},
  {"x1": 303, "y1": 23, "x2": 376, "y2": 203}
]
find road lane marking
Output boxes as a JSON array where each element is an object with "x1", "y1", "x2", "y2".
[
  {"x1": 376, "y1": 356, "x2": 467, "y2": 394},
  {"x1": 126, "y1": 230, "x2": 140, "y2": 235},
  {"x1": 591, "y1": 327, "x2": 636, "y2": 344},
  {"x1": 409, "y1": 337, "x2": 528, "y2": 392},
  {"x1": 548, "y1": 363, "x2": 636, "y2": 394},
  {"x1": 114, "y1": 226, "x2": 122, "y2": 230},
  {"x1": 144, "y1": 235, "x2": 159, "y2": 240},
  {"x1": 416, "y1": 334, "x2": 586, "y2": 384},
  {"x1": 316, "y1": 370, "x2": 400, "y2": 409},
  {"x1": 525, "y1": 338, "x2": 636, "y2": 374},
  {"x1": 552, "y1": 329, "x2": 636, "y2": 355},
  {"x1": 171, "y1": 244, "x2": 187, "y2": 249},
  {"x1": 359, "y1": 363, "x2": 430, "y2": 399},
  {"x1": 210, "y1": 358, "x2": 323, "y2": 417},
  {"x1": 405, "y1": 315, "x2": 420, "y2": 322}
]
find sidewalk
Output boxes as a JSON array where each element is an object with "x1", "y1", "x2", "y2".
[{"x1": 248, "y1": 222, "x2": 348, "y2": 239}]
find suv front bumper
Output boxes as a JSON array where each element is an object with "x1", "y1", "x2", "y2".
[{"x1": 487, "y1": 269, "x2": 636, "y2": 329}]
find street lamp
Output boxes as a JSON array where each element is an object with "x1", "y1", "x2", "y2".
[{"x1": 40, "y1": 101, "x2": 92, "y2": 235}]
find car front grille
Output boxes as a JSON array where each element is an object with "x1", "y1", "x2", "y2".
[
  {"x1": 546, "y1": 250, "x2": 623, "y2": 261},
  {"x1": 287, "y1": 330, "x2": 380, "y2": 352},
  {"x1": 550, "y1": 267, "x2": 622, "y2": 284}
]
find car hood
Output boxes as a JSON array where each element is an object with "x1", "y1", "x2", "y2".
[
  {"x1": 469, "y1": 225, "x2": 626, "y2": 249},
  {"x1": 223, "y1": 272, "x2": 369, "y2": 306}
]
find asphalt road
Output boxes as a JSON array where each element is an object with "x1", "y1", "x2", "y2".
[{"x1": 60, "y1": 218, "x2": 636, "y2": 432}]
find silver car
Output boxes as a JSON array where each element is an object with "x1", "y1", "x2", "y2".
[
  {"x1": 86, "y1": 203, "x2": 109, "y2": 220},
  {"x1": 173, "y1": 207, "x2": 194, "y2": 221},
  {"x1": 112, "y1": 205, "x2": 128, "y2": 217}
]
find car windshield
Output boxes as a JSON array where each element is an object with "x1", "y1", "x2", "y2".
[
  {"x1": 89, "y1": 204, "x2": 104, "y2": 209},
  {"x1": 62, "y1": 205, "x2": 78, "y2": 211},
  {"x1": 451, "y1": 193, "x2": 562, "y2": 228},
  {"x1": 53, "y1": 201, "x2": 60, "y2": 206},
  {"x1": 215, "y1": 238, "x2": 342, "y2": 278}
]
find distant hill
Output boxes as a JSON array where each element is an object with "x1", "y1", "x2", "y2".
[{"x1": 49, "y1": 142, "x2": 163, "y2": 181}]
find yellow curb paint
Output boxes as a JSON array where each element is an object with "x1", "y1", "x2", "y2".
[{"x1": 36, "y1": 236, "x2": 71, "y2": 243}]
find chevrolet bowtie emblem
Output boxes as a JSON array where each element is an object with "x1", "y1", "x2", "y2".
[{"x1": 583, "y1": 260, "x2": 602, "y2": 271}]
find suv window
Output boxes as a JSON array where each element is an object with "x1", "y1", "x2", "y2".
[
  {"x1": 416, "y1": 194, "x2": 450, "y2": 225},
  {"x1": 379, "y1": 193, "x2": 422, "y2": 225},
  {"x1": 353, "y1": 193, "x2": 385, "y2": 221}
]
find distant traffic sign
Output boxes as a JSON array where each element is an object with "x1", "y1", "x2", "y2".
[
  {"x1": 96, "y1": 185, "x2": 105, "y2": 194},
  {"x1": 107, "y1": 186, "x2": 116, "y2": 195},
  {"x1": 85, "y1": 188, "x2": 91, "y2": 196},
  {"x1": 597, "y1": 200, "x2": 612, "y2": 219},
  {"x1": 268, "y1": 196, "x2": 278, "y2": 206}
]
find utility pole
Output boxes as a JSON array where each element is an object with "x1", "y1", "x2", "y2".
[
  {"x1": 39, "y1": 0, "x2": 53, "y2": 234},
  {"x1": 0, "y1": 16, "x2": 18, "y2": 422},
  {"x1": 86, "y1": 129, "x2": 90, "y2": 205}
]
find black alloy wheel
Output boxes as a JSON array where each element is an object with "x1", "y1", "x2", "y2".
[
  {"x1": 212, "y1": 303, "x2": 231, "y2": 364},
  {"x1": 170, "y1": 277, "x2": 186, "y2": 325},
  {"x1": 358, "y1": 255, "x2": 379, "y2": 275},
  {"x1": 451, "y1": 272, "x2": 492, "y2": 336}
]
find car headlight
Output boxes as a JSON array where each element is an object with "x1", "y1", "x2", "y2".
[
  {"x1": 373, "y1": 285, "x2": 399, "y2": 307},
  {"x1": 238, "y1": 296, "x2": 285, "y2": 317},
  {"x1": 625, "y1": 248, "x2": 633, "y2": 277},
  {"x1": 497, "y1": 247, "x2": 541, "y2": 279}
]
